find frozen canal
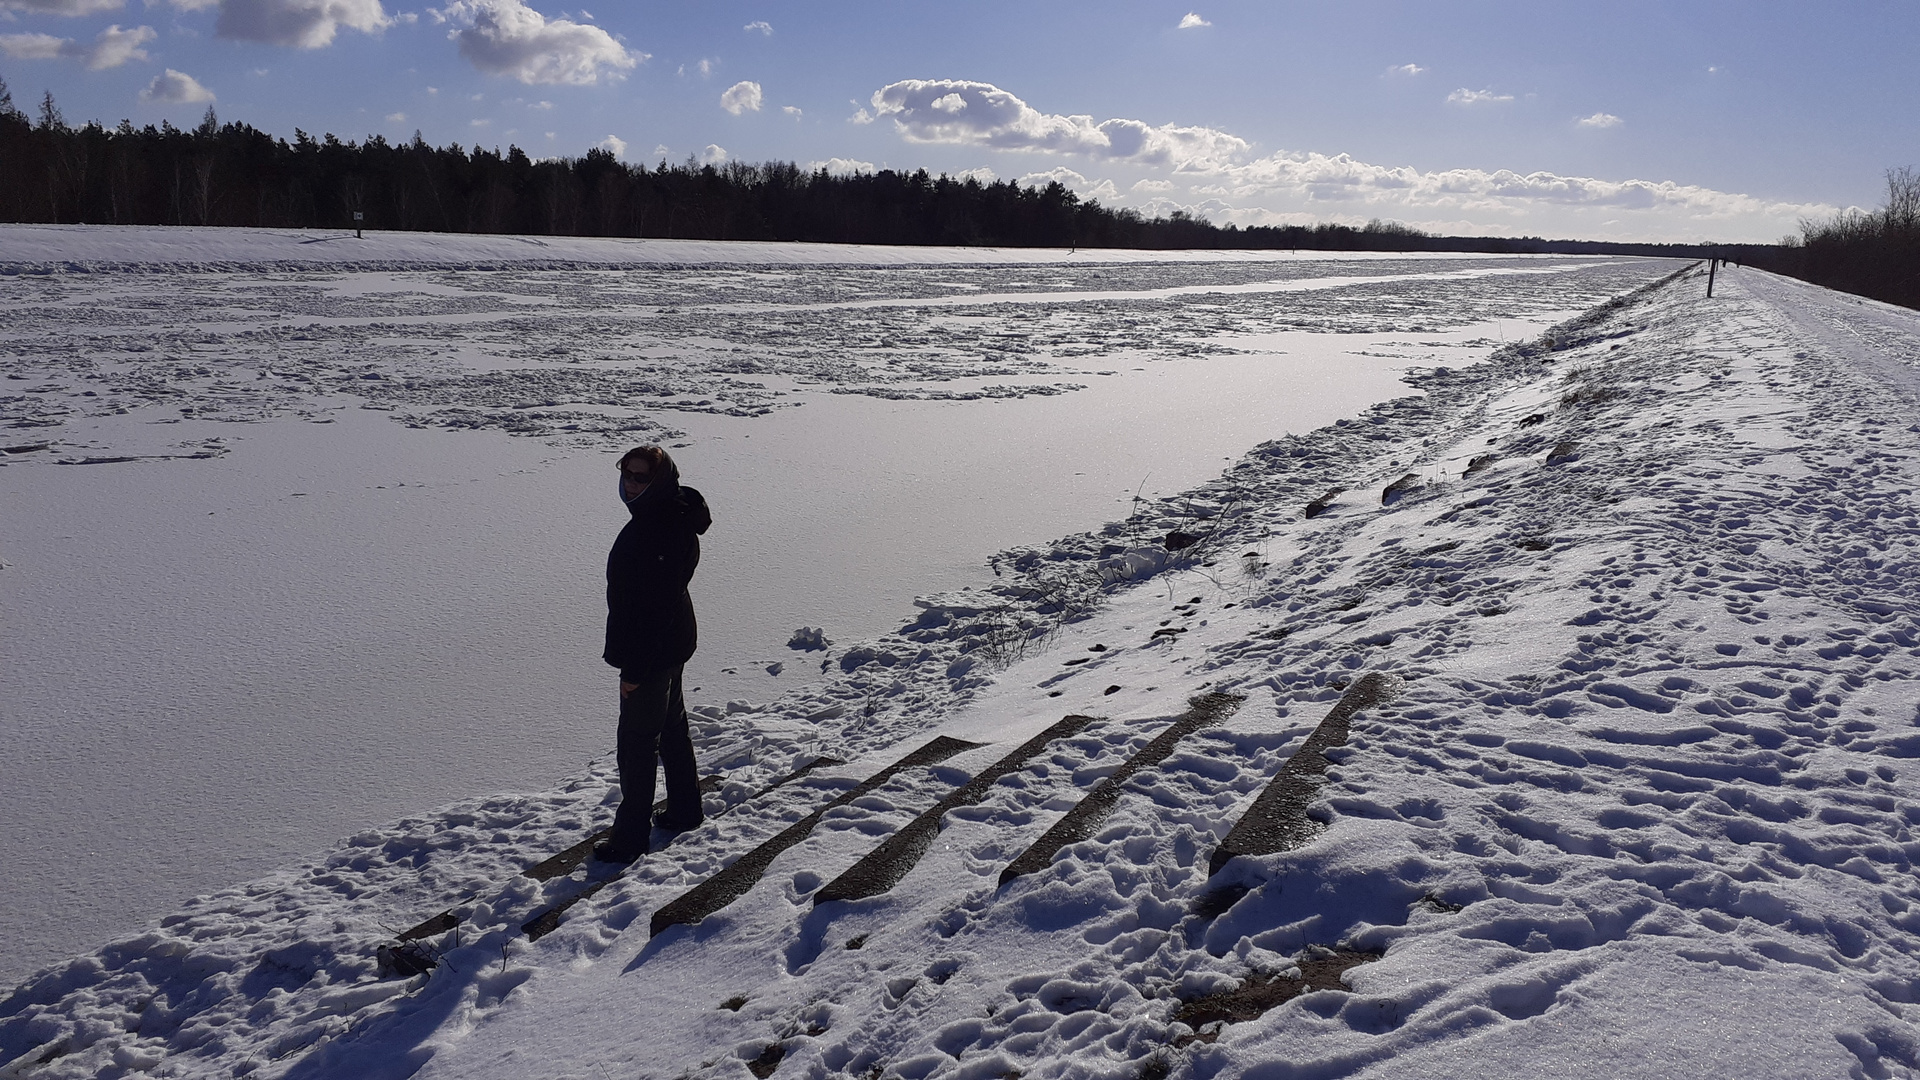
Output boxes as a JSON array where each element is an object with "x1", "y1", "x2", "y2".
[{"x1": 0, "y1": 234, "x2": 1676, "y2": 988}]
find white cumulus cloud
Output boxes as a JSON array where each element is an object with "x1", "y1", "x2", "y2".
[
  {"x1": 1385, "y1": 63, "x2": 1425, "y2": 76},
  {"x1": 1177, "y1": 12, "x2": 1209, "y2": 28},
  {"x1": 1020, "y1": 166, "x2": 1087, "y2": 188},
  {"x1": 719, "y1": 79, "x2": 761, "y2": 114},
  {"x1": 1446, "y1": 87, "x2": 1513, "y2": 105},
  {"x1": 440, "y1": 0, "x2": 639, "y2": 84},
  {"x1": 954, "y1": 166, "x2": 996, "y2": 184},
  {"x1": 1135, "y1": 195, "x2": 1202, "y2": 220},
  {"x1": 803, "y1": 157, "x2": 874, "y2": 175},
  {"x1": 781, "y1": 104, "x2": 801, "y2": 119},
  {"x1": 1577, "y1": 112, "x2": 1623, "y2": 129},
  {"x1": 742, "y1": 19, "x2": 770, "y2": 35},
  {"x1": 1131, "y1": 178, "x2": 1174, "y2": 194},
  {"x1": 216, "y1": 0, "x2": 390, "y2": 47},
  {"x1": 0, "y1": 32, "x2": 72, "y2": 60},
  {"x1": 87, "y1": 22, "x2": 154, "y2": 66},
  {"x1": 1209, "y1": 147, "x2": 1839, "y2": 226},
  {"x1": 596, "y1": 133, "x2": 626, "y2": 157},
  {"x1": 1020, "y1": 166, "x2": 1118, "y2": 202},
  {"x1": 699, "y1": 143, "x2": 727, "y2": 165},
  {"x1": 139, "y1": 67, "x2": 215, "y2": 103},
  {"x1": 0, "y1": 0, "x2": 123, "y2": 14},
  {"x1": 868, "y1": 79, "x2": 1248, "y2": 170},
  {"x1": 1, "y1": 22, "x2": 153, "y2": 67}
]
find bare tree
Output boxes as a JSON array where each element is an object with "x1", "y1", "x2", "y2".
[
  {"x1": 0, "y1": 73, "x2": 23, "y2": 122},
  {"x1": 1884, "y1": 166, "x2": 1919, "y2": 235},
  {"x1": 37, "y1": 90, "x2": 64, "y2": 131}
]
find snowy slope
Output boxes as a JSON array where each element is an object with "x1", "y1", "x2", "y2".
[{"x1": 7, "y1": 263, "x2": 1920, "y2": 1080}]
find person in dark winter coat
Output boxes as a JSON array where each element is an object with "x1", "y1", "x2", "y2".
[{"x1": 597, "y1": 445, "x2": 713, "y2": 863}]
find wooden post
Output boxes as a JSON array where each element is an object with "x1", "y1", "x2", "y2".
[
  {"x1": 1707, "y1": 255, "x2": 1716, "y2": 298},
  {"x1": 354, "y1": 211, "x2": 364, "y2": 239}
]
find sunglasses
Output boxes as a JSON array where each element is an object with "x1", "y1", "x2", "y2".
[{"x1": 621, "y1": 469, "x2": 654, "y2": 483}]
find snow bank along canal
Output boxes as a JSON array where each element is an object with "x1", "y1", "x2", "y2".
[{"x1": 0, "y1": 236, "x2": 1672, "y2": 990}]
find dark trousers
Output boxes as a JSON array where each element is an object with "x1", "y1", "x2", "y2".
[{"x1": 611, "y1": 666, "x2": 700, "y2": 849}]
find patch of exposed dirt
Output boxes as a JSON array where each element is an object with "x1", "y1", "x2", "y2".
[{"x1": 1171, "y1": 948, "x2": 1384, "y2": 1045}]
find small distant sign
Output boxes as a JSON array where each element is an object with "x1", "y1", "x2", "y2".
[{"x1": 353, "y1": 212, "x2": 364, "y2": 221}]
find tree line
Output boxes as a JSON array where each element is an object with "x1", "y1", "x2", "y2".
[
  {"x1": 8, "y1": 73, "x2": 1914, "y2": 309},
  {"x1": 1742, "y1": 168, "x2": 1920, "y2": 311},
  {"x1": 2, "y1": 78, "x2": 1744, "y2": 259}
]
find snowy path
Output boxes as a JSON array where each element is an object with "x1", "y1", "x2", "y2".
[{"x1": 8, "y1": 264, "x2": 1920, "y2": 1079}]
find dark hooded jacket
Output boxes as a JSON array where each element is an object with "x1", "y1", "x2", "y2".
[{"x1": 604, "y1": 459, "x2": 712, "y2": 681}]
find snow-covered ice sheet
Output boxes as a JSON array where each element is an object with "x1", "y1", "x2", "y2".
[
  {"x1": 0, "y1": 225, "x2": 1556, "y2": 273},
  {"x1": 0, "y1": 231, "x2": 1663, "y2": 990},
  {"x1": 9, "y1": 260, "x2": 1920, "y2": 1078}
]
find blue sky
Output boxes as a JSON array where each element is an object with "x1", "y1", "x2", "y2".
[{"x1": 4, "y1": 0, "x2": 1915, "y2": 242}]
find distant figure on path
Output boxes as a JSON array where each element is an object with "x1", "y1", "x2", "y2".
[{"x1": 597, "y1": 445, "x2": 713, "y2": 863}]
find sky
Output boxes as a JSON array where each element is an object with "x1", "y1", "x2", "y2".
[{"x1": 2, "y1": 0, "x2": 1916, "y2": 242}]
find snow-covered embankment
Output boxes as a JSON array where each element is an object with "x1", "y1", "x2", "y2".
[{"x1": 6, "y1": 263, "x2": 1920, "y2": 1079}]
